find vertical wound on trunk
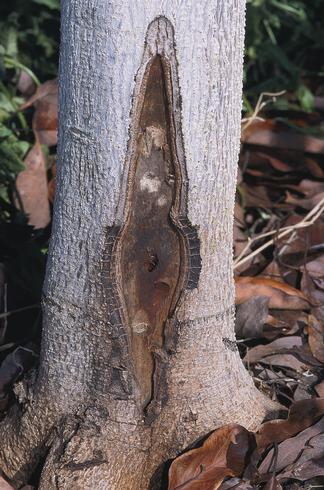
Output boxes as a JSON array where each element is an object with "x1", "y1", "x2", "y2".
[
  {"x1": 119, "y1": 57, "x2": 180, "y2": 409},
  {"x1": 115, "y1": 52, "x2": 201, "y2": 411}
]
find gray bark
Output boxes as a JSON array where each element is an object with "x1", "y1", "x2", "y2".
[{"x1": 0, "y1": 2, "x2": 273, "y2": 489}]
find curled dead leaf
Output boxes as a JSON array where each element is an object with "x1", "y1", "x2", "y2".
[
  {"x1": 15, "y1": 143, "x2": 51, "y2": 229},
  {"x1": 243, "y1": 336, "x2": 303, "y2": 366},
  {"x1": 315, "y1": 380, "x2": 324, "y2": 398},
  {"x1": 235, "y1": 277, "x2": 311, "y2": 310},
  {"x1": 235, "y1": 296, "x2": 269, "y2": 339},
  {"x1": 296, "y1": 179, "x2": 324, "y2": 197},
  {"x1": 304, "y1": 156, "x2": 324, "y2": 178},
  {"x1": 255, "y1": 152, "x2": 292, "y2": 173},
  {"x1": 245, "y1": 335, "x2": 321, "y2": 372},
  {"x1": 168, "y1": 425, "x2": 254, "y2": 490},
  {"x1": 256, "y1": 398, "x2": 324, "y2": 451},
  {"x1": 285, "y1": 190, "x2": 324, "y2": 210},
  {"x1": 263, "y1": 310, "x2": 301, "y2": 340},
  {"x1": 271, "y1": 422, "x2": 324, "y2": 481},
  {"x1": 20, "y1": 79, "x2": 58, "y2": 146},
  {"x1": 17, "y1": 71, "x2": 36, "y2": 97},
  {"x1": 259, "y1": 416, "x2": 324, "y2": 476},
  {"x1": 241, "y1": 119, "x2": 324, "y2": 154}
]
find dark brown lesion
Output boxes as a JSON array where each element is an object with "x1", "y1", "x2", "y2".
[
  {"x1": 113, "y1": 55, "x2": 201, "y2": 411},
  {"x1": 118, "y1": 56, "x2": 182, "y2": 409}
]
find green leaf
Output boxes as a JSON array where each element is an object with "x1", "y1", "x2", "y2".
[
  {"x1": 5, "y1": 26, "x2": 18, "y2": 58},
  {"x1": 0, "y1": 137, "x2": 29, "y2": 174},
  {"x1": 0, "y1": 92, "x2": 15, "y2": 113},
  {"x1": 296, "y1": 85, "x2": 315, "y2": 112},
  {"x1": 0, "y1": 124, "x2": 12, "y2": 138},
  {"x1": 32, "y1": 0, "x2": 60, "y2": 10}
]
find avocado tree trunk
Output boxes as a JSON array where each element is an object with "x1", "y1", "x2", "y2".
[{"x1": 0, "y1": 2, "x2": 272, "y2": 489}]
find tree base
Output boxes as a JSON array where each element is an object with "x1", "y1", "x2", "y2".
[{"x1": 0, "y1": 385, "x2": 275, "y2": 489}]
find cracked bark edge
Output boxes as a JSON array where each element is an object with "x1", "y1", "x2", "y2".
[{"x1": 100, "y1": 225, "x2": 135, "y2": 400}]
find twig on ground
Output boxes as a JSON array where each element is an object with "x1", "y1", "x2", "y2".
[
  {"x1": 241, "y1": 90, "x2": 286, "y2": 133},
  {"x1": 234, "y1": 196, "x2": 324, "y2": 270}
]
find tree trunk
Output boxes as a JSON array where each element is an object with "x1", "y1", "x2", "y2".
[{"x1": 0, "y1": 2, "x2": 272, "y2": 489}]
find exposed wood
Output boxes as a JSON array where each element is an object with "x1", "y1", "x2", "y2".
[
  {"x1": 116, "y1": 55, "x2": 201, "y2": 412},
  {"x1": 119, "y1": 56, "x2": 184, "y2": 410}
]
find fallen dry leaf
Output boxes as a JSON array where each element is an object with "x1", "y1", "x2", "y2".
[
  {"x1": 0, "y1": 475, "x2": 14, "y2": 490},
  {"x1": 315, "y1": 380, "x2": 324, "y2": 398},
  {"x1": 304, "y1": 156, "x2": 324, "y2": 178},
  {"x1": 20, "y1": 79, "x2": 58, "y2": 146},
  {"x1": 275, "y1": 222, "x2": 324, "y2": 276},
  {"x1": 17, "y1": 71, "x2": 36, "y2": 97},
  {"x1": 307, "y1": 314, "x2": 324, "y2": 363},
  {"x1": 278, "y1": 455, "x2": 324, "y2": 481},
  {"x1": 260, "y1": 261, "x2": 284, "y2": 283},
  {"x1": 256, "y1": 398, "x2": 324, "y2": 451},
  {"x1": 238, "y1": 183, "x2": 291, "y2": 210},
  {"x1": 256, "y1": 354, "x2": 308, "y2": 372},
  {"x1": 259, "y1": 416, "x2": 324, "y2": 475},
  {"x1": 15, "y1": 143, "x2": 51, "y2": 229},
  {"x1": 301, "y1": 275, "x2": 324, "y2": 310},
  {"x1": 296, "y1": 178, "x2": 324, "y2": 197},
  {"x1": 263, "y1": 310, "x2": 302, "y2": 339},
  {"x1": 293, "y1": 383, "x2": 312, "y2": 402},
  {"x1": 256, "y1": 367, "x2": 287, "y2": 383},
  {"x1": 241, "y1": 119, "x2": 324, "y2": 154},
  {"x1": 277, "y1": 215, "x2": 324, "y2": 256},
  {"x1": 255, "y1": 152, "x2": 292, "y2": 173},
  {"x1": 235, "y1": 277, "x2": 311, "y2": 310},
  {"x1": 263, "y1": 476, "x2": 282, "y2": 490},
  {"x1": 244, "y1": 336, "x2": 303, "y2": 365},
  {"x1": 273, "y1": 427, "x2": 324, "y2": 482},
  {"x1": 244, "y1": 336, "x2": 321, "y2": 371},
  {"x1": 235, "y1": 296, "x2": 269, "y2": 339},
  {"x1": 301, "y1": 257, "x2": 324, "y2": 310},
  {"x1": 285, "y1": 190, "x2": 324, "y2": 210},
  {"x1": 304, "y1": 256, "x2": 324, "y2": 283},
  {"x1": 168, "y1": 425, "x2": 253, "y2": 490}
]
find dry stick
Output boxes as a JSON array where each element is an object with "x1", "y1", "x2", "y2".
[
  {"x1": 234, "y1": 196, "x2": 324, "y2": 270},
  {"x1": 236, "y1": 89, "x2": 323, "y2": 269},
  {"x1": 241, "y1": 90, "x2": 286, "y2": 133},
  {"x1": 0, "y1": 303, "x2": 39, "y2": 319},
  {"x1": 234, "y1": 220, "x2": 313, "y2": 266},
  {"x1": 278, "y1": 198, "x2": 324, "y2": 258},
  {"x1": 235, "y1": 90, "x2": 288, "y2": 267}
]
